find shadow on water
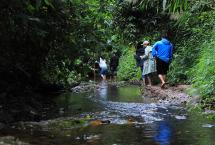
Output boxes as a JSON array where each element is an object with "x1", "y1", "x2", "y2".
[{"x1": 1, "y1": 81, "x2": 215, "y2": 145}]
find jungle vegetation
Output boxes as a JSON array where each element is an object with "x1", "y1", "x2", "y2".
[{"x1": 0, "y1": 0, "x2": 215, "y2": 122}]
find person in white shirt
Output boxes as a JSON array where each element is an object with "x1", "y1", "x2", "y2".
[{"x1": 99, "y1": 57, "x2": 108, "y2": 80}]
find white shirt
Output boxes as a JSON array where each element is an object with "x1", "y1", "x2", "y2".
[{"x1": 99, "y1": 58, "x2": 107, "y2": 68}]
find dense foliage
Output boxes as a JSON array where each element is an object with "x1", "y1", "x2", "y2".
[
  {"x1": 0, "y1": 0, "x2": 119, "y2": 122},
  {"x1": 115, "y1": 0, "x2": 215, "y2": 108},
  {"x1": 0, "y1": 0, "x2": 119, "y2": 88},
  {"x1": 1, "y1": 0, "x2": 215, "y2": 116},
  {"x1": 167, "y1": 3, "x2": 215, "y2": 108},
  {"x1": 117, "y1": 47, "x2": 141, "y2": 81}
]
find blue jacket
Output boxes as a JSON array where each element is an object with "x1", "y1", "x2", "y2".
[{"x1": 152, "y1": 38, "x2": 173, "y2": 63}]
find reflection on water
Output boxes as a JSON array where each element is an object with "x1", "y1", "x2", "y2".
[
  {"x1": 1, "y1": 83, "x2": 215, "y2": 145},
  {"x1": 96, "y1": 82, "x2": 143, "y2": 103},
  {"x1": 98, "y1": 81, "x2": 108, "y2": 100},
  {"x1": 54, "y1": 91, "x2": 102, "y2": 117},
  {"x1": 154, "y1": 122, "x2": 171, "y2": 145}
]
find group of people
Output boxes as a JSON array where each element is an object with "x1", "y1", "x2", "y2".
[
  {"x1": 96, "y1": 35, "x2": 173, "y2": 88},
  {"x1": 135, "y1": 35, "x2": 173, "y2": 88},
  {"x1": 97, "y1": 53, "x2": 119, "y2": 80}
]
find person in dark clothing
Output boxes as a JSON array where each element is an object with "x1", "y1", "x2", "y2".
[
  {"x1": 134, "y1": 42, "x2": 145, "y2": 79},
  {"x1": 110, "y1": 53, "x2": 119, "y2": 80}
]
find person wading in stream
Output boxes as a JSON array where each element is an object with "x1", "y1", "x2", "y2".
[
  {"x1": 152, "y1": 35, "x2": 173, "y2": 88},
  {"x1": 98, "y1": 57, "x2": 108, "y2": 80}
]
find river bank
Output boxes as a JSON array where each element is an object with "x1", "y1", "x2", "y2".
[
  {"x1": 143, "y1": 85, "x2": 190, "y2": 105},
  {"x1": 70, "y1": 81, "x2": 192, "y2": 105},
  {"x1": 0, "y1": 80, "x2": 201, "y2": 126},
  {"x1": 1, "y1": 81, "x2": 215, "y2": 145}
]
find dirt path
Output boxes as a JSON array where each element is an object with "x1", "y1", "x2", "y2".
[{"x1": 143, "y1": 85, "x2": 190, "y2": 105}]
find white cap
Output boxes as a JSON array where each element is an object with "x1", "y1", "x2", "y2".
[{"x1": 141, "y1": 41, "x2": 150, "y2": 45}]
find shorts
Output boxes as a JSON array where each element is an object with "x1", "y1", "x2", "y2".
[
  {"x1": 110, "y1": 66, "x2": 117, "y2": 76},
  {"x1": 156, "y1": 57, "x2": 169, "y2": 75},
  {"x1": 100, "y1": 67, "x2": 108, "y2": 75}
]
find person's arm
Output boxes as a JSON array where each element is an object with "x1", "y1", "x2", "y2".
[
  {"x1": 152, "y1": 42, "x2": 158, "y2": 58},
  {"x1": 99, "y1": 58, "x2": 103, "y2": 67},
  {"x1": 169, "y1": 44, "x2": 173, "y2": 62},
  {"x1": 140, "y1": 47, "x2": 149, "y2": 60}
]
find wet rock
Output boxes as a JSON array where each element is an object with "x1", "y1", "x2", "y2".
[
  {"x1": 75, "y1": 136, "x2": 81, "y2": 140},
  {"x1": 128, "y1": 80, "x2": 141, "y2": 86},
  {"x1": 204, "y1": 109, "x2": 215, "y2": 114},
  {"x1": 202, "y1": 124, "x2": 215, "y2": 128},
  {"x1": 0, "y1": 136, "x2": 30, "y2": 145},
  {"x1": 188, "y1": 95, "x2": 201, "y2": 105},
  {"x1": 90, "y1": 120, "x2": 110, "y2": 126},
  {"x1": 175, "y1": 115, "x2": 187, "y2": 120},
  {"x1": 86, "y1": 134, "x2": 100, "y2": 140},
  {"x1": 70, "y1": 83, "x2": 99, "y2": 93},
  {"x1": 59, "y1": 108, "x2": 64, "y2": 115},
  {"x1": 101, "y1": 120, "x2": 111, "y2": 124}
]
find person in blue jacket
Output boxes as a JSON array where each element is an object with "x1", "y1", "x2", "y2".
[{"x1": 152, "y1": 35, "x2": 173, "y2": 88}]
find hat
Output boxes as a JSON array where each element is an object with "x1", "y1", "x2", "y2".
[{"x1": 141, "y1": 41, "x2": 149, "y2": 45}]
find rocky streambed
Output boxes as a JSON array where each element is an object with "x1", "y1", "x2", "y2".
[{"x1": 1, "y1": 81, "x2": 215, "y2": 145}]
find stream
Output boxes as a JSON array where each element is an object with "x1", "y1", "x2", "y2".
[{"x1": 1, "y1": 81, "x2": 215, "y2": 145}]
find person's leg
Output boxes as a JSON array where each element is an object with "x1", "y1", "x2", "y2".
[
  {"x1": 112, "y1": 67, "x2": 117, "y2": 81},
  {"x1": 100, "y1": 69, "x2": 103, "y2": 80},
  {"x1": 147, "y1": 75, "x2": 152, "y2": 86},
  {"x1": 156, "y1": 58, "x2": 163, "y2": 86},
  {"x1": 156, "y1": 58, "x2": 169, "y2": 88},
  {"x1": 103, "y1": 75, "x2": 106, "y2": 80},
  {"x1": 140, "y1": 66, "x2": 145, "y2": 80},
  {"x1": 110, "y1": 67, "x2": 114, "y2": 81},
  {"x1": 162, "y1": 61, "x2": 169, "y2": 84},
  {"x1": 158, "y1": 74, "x2": 165, "y2": 86},
  {"x1": 142, "y1": 77, "x2": 146, "y2": 85},
  {"x1": 114, "y1": 68, "x2": 118, "y2": 81},
  {"x1": 113, "y1": 70, "x2": 116, "y2": 81},
  {"x1": 109, "y1": 71, "x2": 112, "y2": 81},
  {"x1": 103, "y1": 68, "x2": 108, "y2": 80},
  {"x1": 100, "y1": 68, "x2": 106, "y2": 80}
]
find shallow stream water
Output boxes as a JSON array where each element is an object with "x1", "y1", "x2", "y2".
[{"x1": 1, "y1": 81, "x2": 215, "y2": 145}]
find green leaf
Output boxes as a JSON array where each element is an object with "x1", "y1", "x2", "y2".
[
  {"x1": 27, "y1": 4, "x2": 35, "y2": 13},
  {"x1": 44, "y1": 0, "x2": 54, "y2": 8}
]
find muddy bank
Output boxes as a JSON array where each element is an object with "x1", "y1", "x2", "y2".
[
  {"x1": 70, "y1": 80, "x2": 142, "y2": 93},
  {"x1": 70, "y1": 81, "x2": 193, "y2": 106},
  {"x1": 0, "y1": 136, "x2": 30, "y2": 145},
  {"x1": 142, "y1": 85, "x2": 191, "y2": 105}
]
